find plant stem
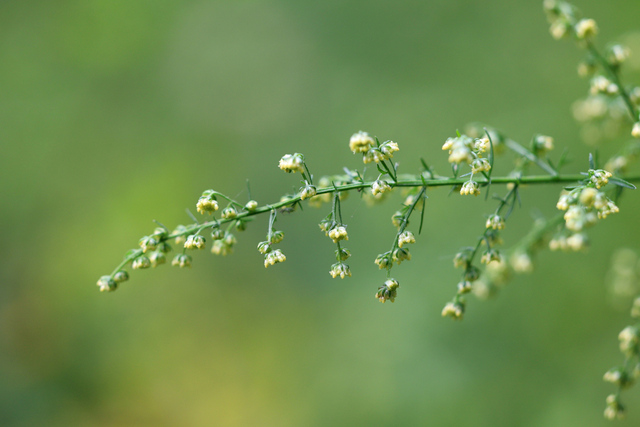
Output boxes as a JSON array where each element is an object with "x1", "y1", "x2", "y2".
[{"x1": 109, "y1": 173, "x2": 640, "y2": 277}]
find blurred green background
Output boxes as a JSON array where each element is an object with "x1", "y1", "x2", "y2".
[{"x1": 3, "y1": 0, "x2": 640, "y2": 425}]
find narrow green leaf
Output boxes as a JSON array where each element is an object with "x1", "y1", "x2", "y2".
[
  {"x1": 418, "y1": 191, "x2": 426, "y2": 235},
  {"x1": 609, "y1": 176, "x2": 636, "y2": 189}
]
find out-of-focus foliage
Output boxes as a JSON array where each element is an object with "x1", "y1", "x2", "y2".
[{"x1": 2, "y1": 0, "x2": 640, "y2": 425}]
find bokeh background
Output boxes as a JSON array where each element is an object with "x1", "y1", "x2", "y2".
[{"x1": 3, "y1": 0, "x2": 640, "y2": 425}]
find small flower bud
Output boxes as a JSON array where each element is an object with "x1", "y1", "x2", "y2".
[
  {"x1": 619, "y1": 326, "x2": 640, "y2": 356},
  {"x1": 471, "y1": 158, "x2": 491, "y2": 174},
  {"x1": 485, "y1": 229, "x2": 503, "y2": 246},
  {"x1": 375, "y1": 252, "x2": 392, "y2": 269},
  {"x1": 442, "y1": 137, "x2": 455, "y2": 152},
  {"x1": 481, "y1": 249, "x2": 501, "y2": 265},
  {"x1": 132, "y1": 256, "x2": 151, "y2": 270},
  {"x1": 157, "y1": 242, "x2": 172, "y2": 253},
  {"x1": 329, "y1": 262, "x2": 351, "y2": 279},
  {"x1": 139, "y1": 236, "x2": 158, "y2": 253},
  {"x1": 608, "y1": 44, "x2": 629, "y2": 67},
  {"x1": 590, "y1": 75, "x2": 618, "y2": 95},
  {"x1": 464, "y1": 266, "x2": 480, "y2": 282},
  {"x1": 223, "y1": 232, "x2": 237, "y2": 247},
  {"x1": 575, "y1": 18, "x2": 597, "y2": 40},
  {"x1": 589, "y1": 169, "x2": 612, "y2": 189},
  {"x1": 300, "y1": 185, "x2": 317, "y2": 200},
  {"x1": 392, "y1": 247, "x2": 411, "y2": 265},
  {"x1": 211, "y1": 229, "x2": 225, "y2": 240},
  {"x1": 349, "y1": 131, "x2": 375, "y2": 154},
  {"x1": 603, "y1": 367, "x2": 633, "y2": 389},
  {"x1": 604, "y1": 394, "x2": 625, "y2": 420},
  {"x1": 578, "y1": 187, "x2": 598, "y2": 207},
  {"x1": 542, "y1": 0, "x2": 558, "y2": 13},
  {"x1": 486, "y1": 214, "x2": 505, "y2": 230},
  {"x1": 595, "y1": 193, "x2": 619, "y2": 219},
  {"x1": 453, "y1": 251, "x2": 471, "y2": 269},
  {"x1": 444, "y1": 135, "x2": 474, "y2": 164},
  {"x1": 257, "y1": 241, "x2": 271, "y2": 254},
  {"x1": 549, "y1": 20, "x2": 569, "y2": 40},
  {"x1": 278, "y1": 153, "x2": 305, "y2": 173},
  {"x1": 441, "y1": 301, "x2": 465, "y2": 320},
  {"x1": 235, "y1": 220, "x2": 247, "y2": 231},
  {"x1": 533, "y1": 134, "x2": 554, "y2": 154},
  {"x1": 269, "y1": 230, "x2": 285, "y2": 244},
  {"x1": 221, "y1": 207, "x2": 238, "y2": 220},
  {"x1": 511, "y1": 251, "x2": 533, "y2": 273},
  {"x1": 460, "y1": 180, "x2": 480, "y2": 196},
  {"x1": 336, "y1": 248, "x2": 351, "y2": 262},
  {"x1": 211, "y1": 240, "x2": 232, "y2": 256},
  {"x1": 172, "y1": 253, "x2": 192, "y2": 268},
  {"x1": 375, "y1": 278, "x2": 399, "y2": 303},
  {"x1": 474, "y1": 137, "x2": 490, "y2": 153},
  {"x1": 564, "y1": 205, "x2": 597, "y2": 231},
  {"x1": 472, "y1": 280, "x2": 495, "y2": 300},
  {"x1": 245, "y1": 200, "x2": 258, "y2": 211},
  {"x1": 319, "y1": 219, "x2": 334, "y2": 235},
  {"x1": 486, "y1": 259, "x2": 510, "y2": 286},
  {"x1": 371, "y1": 179, "x2": 392, "y2": 197},
  {"x1": 566, "y1": 233, "x2": 588, "y2": 251},
  {"x1": 196, "y1": 192, "x2": 219, "y2": 214},
  {"x1": 632, "y1": 122, "x2": 640, "y2": 139},
  {"x1": 264, "y1": 249, "x2": 286, "y2": 267},
  {"x1": 362, "y1": 150, "x2": 375, "y2": 164},
  {"x1": 577, "y1": 60, "x2": 597, "y2": 77},
  {"x1": 328, "y1": 226, "x2": 348, "y2": 243},
  {"x1": 397, "y1": 231, "x2": 416, "y2": 248},
  {"x1": 152, "y1": 227, "x2": 168, "y2": 240},
  {"x1": 210, "y1": 233, "x2": 236, "y2": 256},
  {"x1": 113, "y1": 271, "x2": 129, "y2": 283},
  {"x1": 379, "y1": 140, "x2": 399, "y2": 159},
  {"x1": 391, "y1": 211, "x2": 404, "y2": 228},
  {"x1": 173, "y1": 225, "x2": 188, "y2": 245},
  {"x1": 97, "y1": 275, "x2": 117, "y2": 292},
  {"x1": 457, "y1": 281, "x2": 473, "y2": 294},
  {"x1": 149, "y1": 251, "x2": 166, "y2": 267},
  {"x1": 184, "y1": 234, "x2": 206, "y2": 250}
]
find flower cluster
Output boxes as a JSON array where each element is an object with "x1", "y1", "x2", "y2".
[
  {"x1": 172, "y1": 253, "x2": 192, "y2": 268},
  {"x1": 349, "y1": 131, "x2": 399, "y2": 165},
  {"x1": 278, "y1": 153, "x2": 305, "y2": 173},
  {"x1": 329, "y1": 247, "x2": 352, "y2": 279},
  {"x1": 257, "y1": 210, "x2": 287, "y2": 268},
  {"x1": 211, "y1": 231, "x2": 237, "y2": 256},
  {"x1": 184, "y1": 234, "x2": 206, "y2": 250},
  {"x1": 555, "y1": 177, "x2": 619, "y2": 236},
  {"x1": 544, "y1": 1, "x2": 596, "y2": 41},
  {"x1": 442, "y1": 133, "x2": 492, "y2": 196},
  {"x1": 375, "y1": 278, "x2": 399, "y2": 303},
  {"x1": 317, "y1": 191, "x2": 354, "y2": 281},
  {"x1": 196, "y1": 190, "x2": 219, "y2": 214},
  {"x1": 441, "y1": 300, "x2": 464, "y2": 320},
  {"x1": 546, "y1": 1, "x2": 640, "y2": 146}
]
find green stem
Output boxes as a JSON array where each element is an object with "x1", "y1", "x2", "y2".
[{"x1": 110, "y1": 173, "x2": 640, "y2": 278}]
